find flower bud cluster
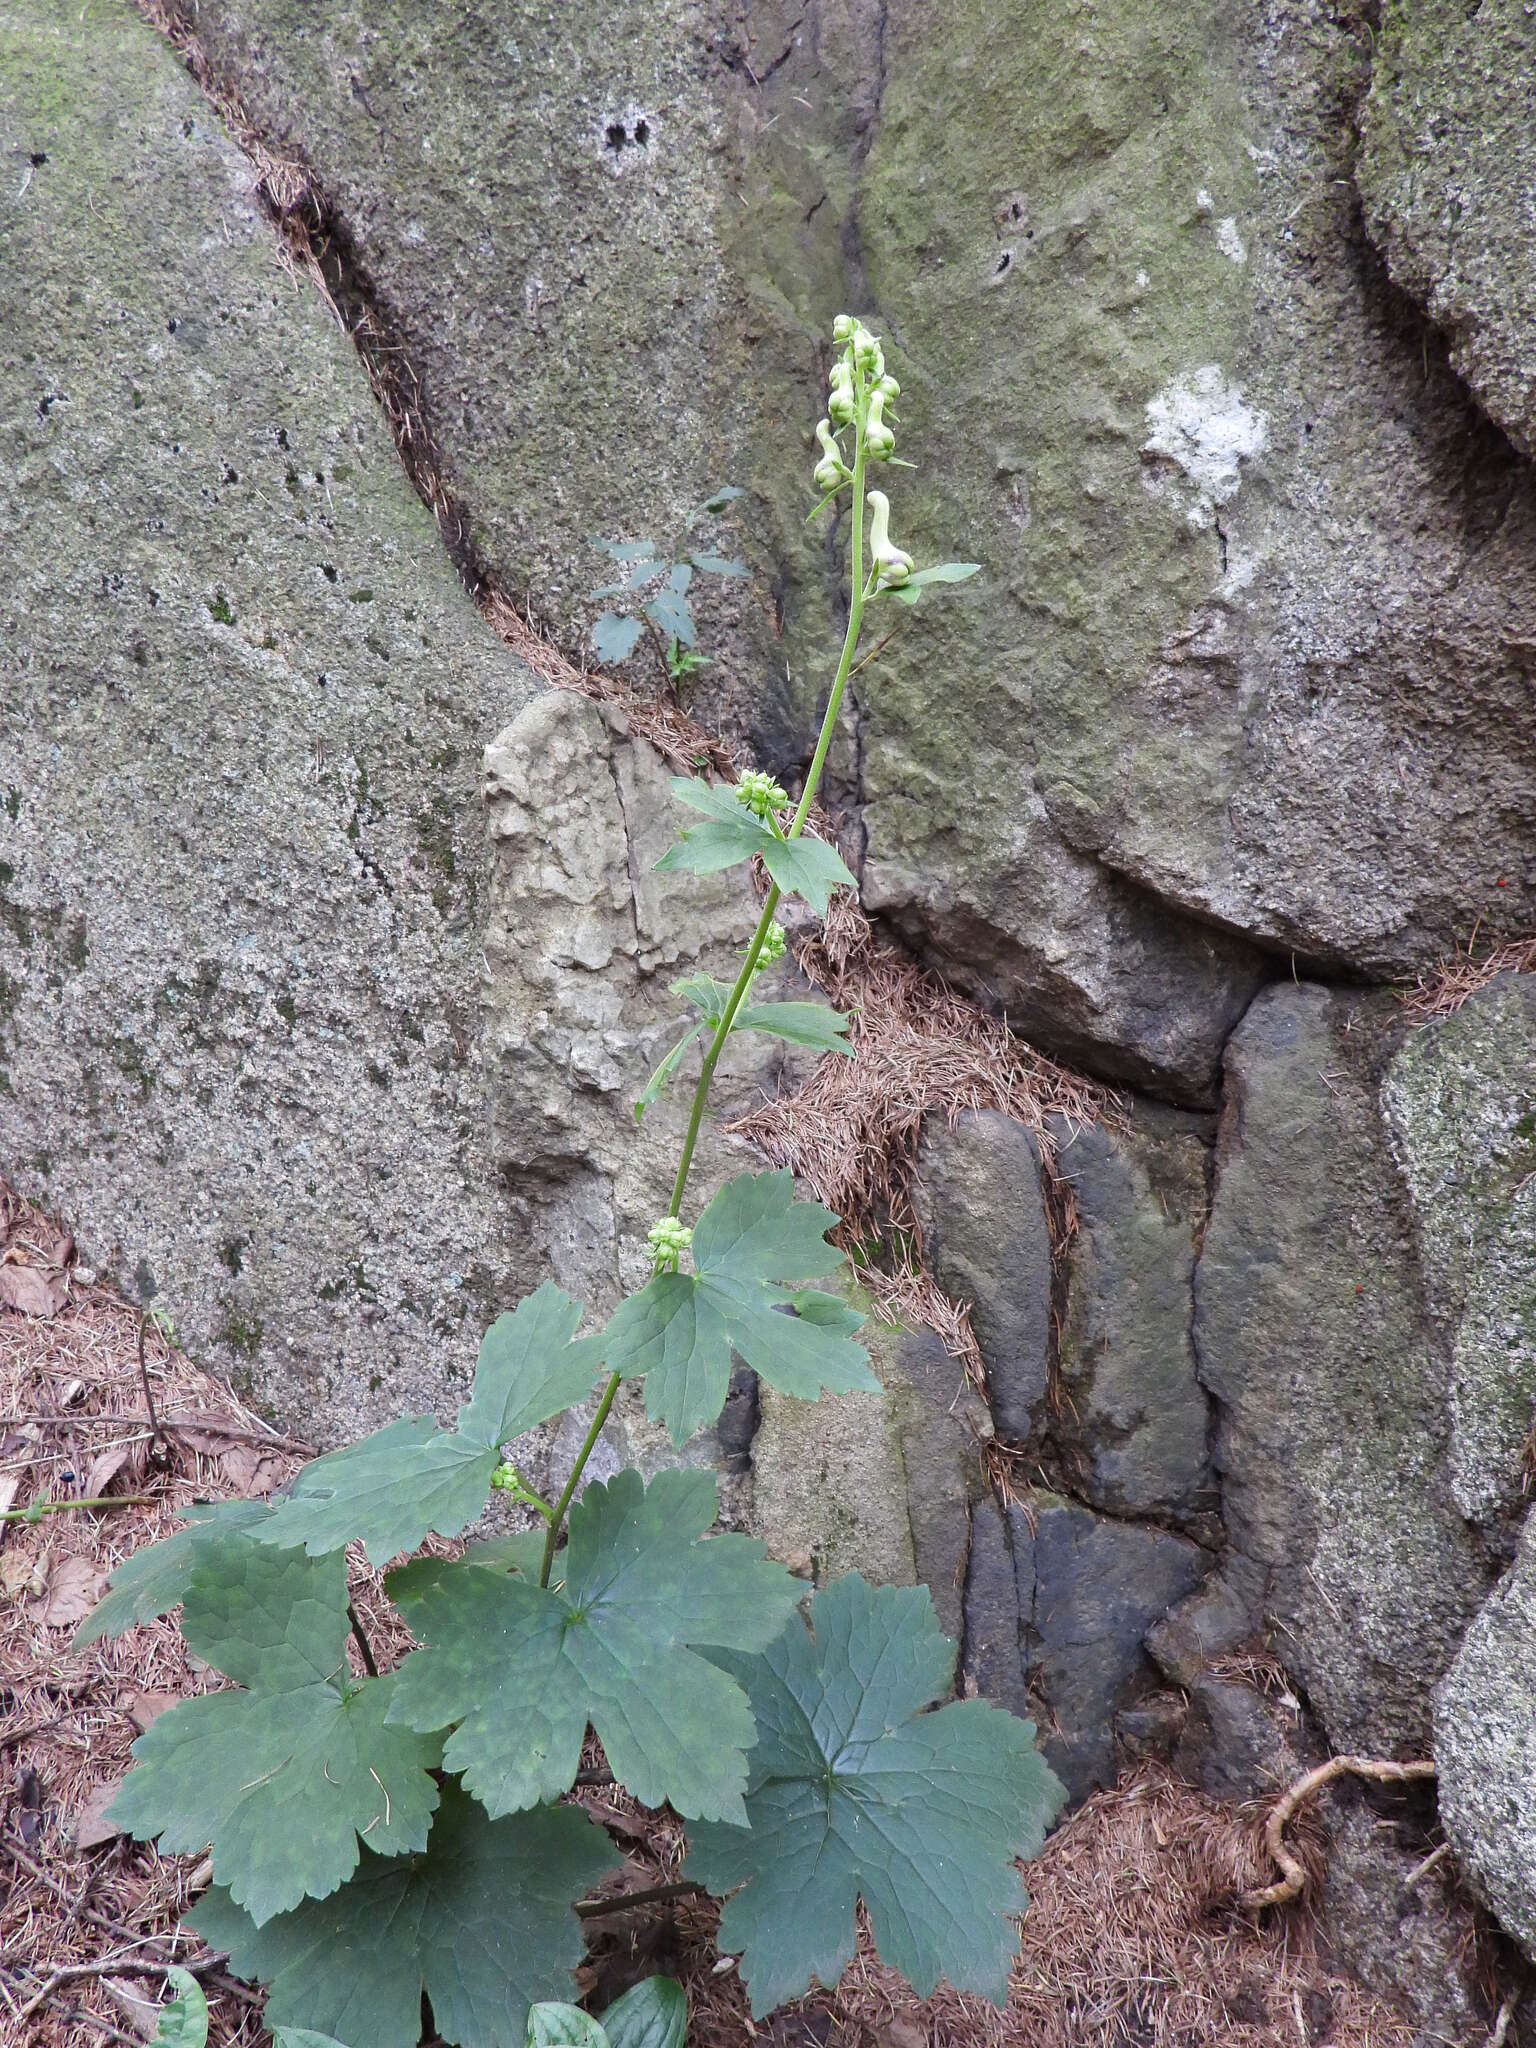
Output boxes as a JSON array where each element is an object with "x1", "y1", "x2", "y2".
[
  {"x1": 757, "y1": 920, "x2": 787, "y2": 967},
  {"x1": 734, "y1": 768, "x2": 789, "y2": 820},
  {"x1": 490, "y1": 1462, "x2": 524, "y2": 1493},
  {"x1": 816, "y1": 316, "x2": 902, "y2": 493},
  {"x1": 647, "y1": 1214, "x2": 693, "y2": 1273}
]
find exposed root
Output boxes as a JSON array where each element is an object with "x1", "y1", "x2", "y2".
[
  {"x1": 1241, "y1": 1754, "x2": 1438, "y2": 1910},
  {"x1": 1403, "y1": 936, "x2": 1536, "y2": 1019}
]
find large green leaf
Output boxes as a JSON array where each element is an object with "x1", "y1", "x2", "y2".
[
  {"x1": 602, "y1": 1171, "x2": 875, "y2": 1444},
  {"x1": 178, "y1": 1537, "x2": 349, "y2": 1689},
  {"x1": 256, "y1": 1419, "x2": 498, "y2": 1567},
  {"x1": 255, "y1": 1287, "x2": 601, "y2": 1565},
  {"x1": 459, "y1": 1283, "x2": 607, "y2": 1449},
  {"x1": 598, "y1": 1978, "x2": 687, "y2": 2048},
  {"x1": 655, "y1": 781, "x2": 855, "y2": 913},
  {"x1": 673, "y1": 974, "x2": 851, "y2": 1058},
  {"x1": 190, "y1": 1781, "x2": 618, "y2": 2048},
  {"x1": 73, "y1": 1500, "x2": 274, "y2": 1647},
  {"x1": 110, "y1": 1672, "x2": 440, "y2": 1925},
  {"x1": 387, "y1": 1468, "x2": 799, "y2": 1824},
  {"x1": 688, "y1": 1573, "x2": 1066, "y2": 2016}
]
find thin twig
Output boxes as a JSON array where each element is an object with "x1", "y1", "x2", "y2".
[
  {"x1": 15, "y1": 1949, "x2": 235, "y2": 2022},
  {"x1": 2, "y1": 1411, "x2": 311, "y2": 1452},
  {"x1": 347, "y1": 1602, "x2": 380, "y2": 1677},
  {"x1": 574, "y1": 1880, "x2": 706, "y2": 1919},
  {"x1": 2, "y1": 1495, "x2": 159, "y2": 1522},
  {"x1": 1400, "y1": 1840, "x2": 1451, "y2": 1896},
  {"x1": 136, "y1": 1311, "x2": 167, "y2": 1462},
  {"x1": 1242, "y1": 1755, "x2": 1436, "y2": 1909}
]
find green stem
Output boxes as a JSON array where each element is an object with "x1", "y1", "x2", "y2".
[
  {"x1": 3, "y1": 1496, "x2": 158, "y2": 1523},
  {"x1": 537, "y1": 372, "x2": 872, "y2": 1582},
  {"x1": 539, "y1": 1370, "x2": 622, "y2": 1587}
]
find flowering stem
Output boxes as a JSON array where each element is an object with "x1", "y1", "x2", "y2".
[{"x1": 539, "y1": 358, "x2": 873, "y2": 1583}]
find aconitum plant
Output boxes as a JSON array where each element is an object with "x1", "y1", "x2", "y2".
[{"x1": 77, "y1": 318, "x2": 1065, "y2": 2048}]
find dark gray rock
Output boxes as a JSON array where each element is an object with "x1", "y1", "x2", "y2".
[
  {"x1": 914, "y1": 1109, "x2": 1051, "y2": 1441},
  {"x1": 1011, "y1": 1495, "x2": 1208, "y2": 1801},
  {"x1": 1172, "y1": 1677, "x2": 1294, "y2": 1804},
  {"x1": 1049, "y1": 1106, "x2": 1214, "y2": 1522},
  {"x1": 1195, "y1": 983, "x2": 1491, "y2": 1754},
  {"x1": 0, "y1": 0, "x2": 537, "y2": 1437},
  {"x1": 1113, "y1": 1692, "x2": 1188, "y2": 1768},
  {"x1": 961, "y1": 1494, "x2": 1027, "y2": 1718},
  {"x1": 1145, "y1": 1555, "x2": 1266, "y2": 1690}
]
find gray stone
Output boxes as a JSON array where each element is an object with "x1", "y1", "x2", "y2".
[
  {"x1": 1145, "y1": 1555, "x2": 1267, "y2": 1690},
  {"x1": 167, "y1": 0, "x2": 1536, "y2": 1104},
  {"x1": 480, "y1": 687, "x2": 822, "y2": 1500},
  {"x1": 1011, "y1": 1495, "x2": 1207, "y2": 1801},
  {"x1": 1049, "y1": 1106, "x2": 1214, "y2": 1521},
  {"x1": 1171, "y1": 1677, "x2": 1294, "y2": 1804},
  {"x1": 751, "y1": 1283, "x2": 991, "y2": 1644},
  {"x1": 1318, "y1": 1804, "x2": 1488, "y2": 2048},
  {"x1": 1382, "y1": 975, "x2": 1536, "y2": 1527},
  {"x1": 1113, "y1": 1693, "x2": 1188, "y2": 1768},
  {"x1": 961, "y1": 1493, "x2": 1027, "y2": 1718},
  {"x1": 914, "y1": 1109, "x2": 1051, "y2": 1441},
  {"x1": 0, "y1": 0, "x2": 538, "y2": 1438},
  {"x1": 1194, "y1": 983, "x2": 1491, "y2": 1754},
  {"x1": 1359, "y1": 0, "x2": 1536, "y2": 456},
  {"x1": 1436, "y1": 1520, "x2": 1536, "y2": 1963}
]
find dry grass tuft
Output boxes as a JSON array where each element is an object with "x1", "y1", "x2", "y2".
[
  {"x1": 728, "y1": 893, "x2": 1117, "y2": 1377},
  {"x1": 1402, "y1": 937, "x2": 1536, "y2": 1019}
]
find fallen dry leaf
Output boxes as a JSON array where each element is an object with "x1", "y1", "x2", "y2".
[
  {"x1": 73, "y1": 1775, "x2": 126, "y2": 1849},
  {"x1": 165, "y1": 1411, "x2": 238, "y2": 1455},
  {"x1": 125, "y1": 1689, "x2": 182, "y2": 1733},
  {"x1": 104, "y1": 1975, "x2": 162, "y2": 2039},
  {"x1": 0, "y1": 1260, "x2": 69, "y2": 1318},
  {"x1": 31, "y1": 1552, "x2": 107, "y2": 1627},
  {"x1": 0, "y1": 1551, "x2": 34, "y2": 1597},
  {"x1": 83, "y1": 1442, "x2": 144, "y2": 1499},
  {"x1": 218, "y1": 1442, "x2": 283, "y2": 1496}
]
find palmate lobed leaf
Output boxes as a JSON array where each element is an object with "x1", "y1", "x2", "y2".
[
  {"x1": 688, "y1": 1574, "x2": 1066, "y2": 2017},
  {"x1": 178, "y1": 1536, "x2": 350, "y2": 1689},
  {"x1": 110, "y1": 1671, "x2": 441, "y2": 1925},
  {"x1": 655, "y1": 779, "x2": 856, "y2": 914},
  {"x1": 603, "y1": 1170, "x2": 876, "y2": 1444},
  {"x1": 386, "y1": 1467, "x2": 799, "y2": 1824},
  {"x1": 73, "y1": 1499, "x2": 274, "y2": 1647},
  {"x1": 256, "y1": 1285, "x2": 603, "y2": 1565},
  {"x1": 592, "y1": 612, "x2": 645, "y2": 664},
  {"x1": 674, "y1": 973, "x2": 852, "y2": 1056},
  {"x1": 191, "y1": 1781, "x2": 617, "y2": 2048}
]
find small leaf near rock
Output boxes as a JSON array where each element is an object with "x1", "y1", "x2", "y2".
[
  {"x1": 0, "y1": 1260, "x2": 68, "y2": 1318},
  {"x1": 73, "y1": 1776, "x2": 127, "y2": 1849},
  {"x1": 32, "y1": 1554, "x2": 107, "y2": 1628}
]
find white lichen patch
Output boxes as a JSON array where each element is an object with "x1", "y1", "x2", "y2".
[
  {"x1": 1214, "y1": 216, "x2": 1247, "y2": 264},
  {"x1": 1141, "y1": 365, "x2": 1268, "y2": 529}
]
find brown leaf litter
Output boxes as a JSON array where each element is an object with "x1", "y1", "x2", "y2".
[{"x1": 1402, "y1": 936, "x2": 1536, "y2": 1020}]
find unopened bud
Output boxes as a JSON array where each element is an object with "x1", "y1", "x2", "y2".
[
  {"x1": 758, "y1": 920, "x2": 788, "y2": 966},
  {"x1": 865, "y1": 388, "x2": 895, "y2": 460},
  {"x1": 867, "y1": 489, "x2": 914, "y2": 590},
  {"x1": 813, "y1": 418, "x2": 848, "y2": 494},
  {"x1": 735, "y1": 768, "x2": 790, "y2": 819},
  {"x1": 832, "y1": 313, "x2": 855, "y2": 344},
  {"x1": 647, "y1": 1214, "x2": 693, "y2": 1273}
]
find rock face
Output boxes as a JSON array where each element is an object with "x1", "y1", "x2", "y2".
[
  {"x1": 1437, "y1": 1523, "x2": 1536, "y2": 1960},
  {"x1": 1050, "y1": 1106, "x2": 1214, "y2": 1524},
  {"x1": 1195, "y1": 983, "x2": 1490, "y2": 1755},
  {"x1": 0, "y1": 0, "x2": 537, "y2": 1436},
  {"x1": 1360, "y1": 0, "x2": 1536, "y2": 456},
  {"x1": 1382, "y1": 975, "x2": 1536, "y2": 1532},
  {"x1": 913, "y1": 1109, "x2": 1051, "y2": 1440},
  {"x1": 172, "y1": 0, "x2": 1536, "y2": 1102}
]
